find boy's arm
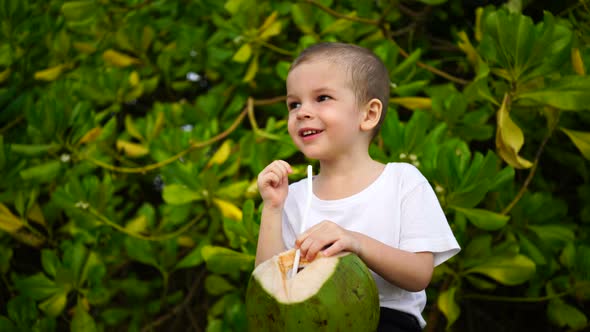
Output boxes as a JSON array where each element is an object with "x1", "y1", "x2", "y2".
[
  {"x1": 254, "y1": 160, "x2": 292, "y2": 267},
  {"x1": 352, "y1": 232, "x2": 433, "y2": 292},
  {"x1": 297, "y1": 221, "x2": 433, "y2": 292},
  {"x1": 255, "y1": 205, "x2": 285, "y2": 266}
]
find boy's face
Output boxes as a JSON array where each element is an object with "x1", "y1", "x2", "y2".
[{"x1": 286, "y1": 59, "x2": 368, "y2": 161}]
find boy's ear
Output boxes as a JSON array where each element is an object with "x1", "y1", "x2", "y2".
[{"x1": 360, "y1": 98, "x2": 382, "y2": 132}]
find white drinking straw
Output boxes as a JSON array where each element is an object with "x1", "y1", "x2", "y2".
[{"x1": 290, "y1": 165, "x2": 312, "y2": 279}]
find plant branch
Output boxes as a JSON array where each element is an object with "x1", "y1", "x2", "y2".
[
  {"x1": 247, "y1": 97, "x2": 282, "y2": 140},
  {"x1": 381, "y1": 23, "x2": 470, "y2": 85},
  {"x1": 501, "y1": 121, "x2": 555, "y2": 215},
  {"x1": 303, "y1": 0, "x2": 380, "y2": 25},
  {"x1": 0, "y1": 115, "x2": 24, "y2": 135},
  {"x1": 85, "y1": 205, "x2": 204, "y2": 241},
  {"x1": 257, "y1": 40, "x2": 295, "y2": 56},
  {"x1": 141, "y1": 268, "x2": 206, "y2": 332},
  {"x1": 84, "y1": 96, "x2": 284, "y2": 174}
]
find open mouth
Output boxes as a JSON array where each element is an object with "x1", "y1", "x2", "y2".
[{"x1": 299, "y1": 129, "x2": 324, "y2": 137}]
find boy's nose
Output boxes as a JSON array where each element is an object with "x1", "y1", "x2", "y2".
[{"x1": 295, "y1": 105, "x2": 313, "y2": 120}]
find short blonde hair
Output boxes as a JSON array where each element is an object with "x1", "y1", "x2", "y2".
[{"x1": 289, "y1": 42, "x2": 390, "y2": 137}]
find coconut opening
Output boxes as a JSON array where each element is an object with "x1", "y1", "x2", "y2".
[{"x1": 252, "y1": 249, "x2": 345, "y2": 303}]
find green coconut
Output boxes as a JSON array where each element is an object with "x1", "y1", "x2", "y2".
[{"x1": 246, "y1": 249, "x2": 380, "y2": 332}]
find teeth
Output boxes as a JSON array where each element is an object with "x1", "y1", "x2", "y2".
[{"x1": 302, "y1": 130, "x2": 319, "y2": 136}]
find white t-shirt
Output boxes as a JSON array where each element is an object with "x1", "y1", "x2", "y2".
[{"x1": 282, "y1": 162, "x2": 460, "y2": 328}]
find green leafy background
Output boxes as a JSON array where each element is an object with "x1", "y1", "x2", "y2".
[{"x1": 1, "y1": 0, "x2": 589, "y2": 331}]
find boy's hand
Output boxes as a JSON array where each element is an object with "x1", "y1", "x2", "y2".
[
  {"x1": 257, "y1": 160, "x2": 292, "y2": 209},
  {"x1": 296, "y1": 221, "x2": 361, "y2": 261}
]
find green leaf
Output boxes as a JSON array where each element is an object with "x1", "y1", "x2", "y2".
[
  {"x1": 38, "y1": 291, "x2": 68, "y2": 317},
  {"x1": 162, "y1": 184, "x2": 202, "y2": 205},
  {"x1": 547, "y1": 298, "x2": 587, "y2": 329},
  {"x1": 41, "y1": 250, "x2": 60, "y2": 278},
  {"x1": 0, "y1": 317, "x2": 16, "y2": 330},
  {"x1": 61, "y1": 1, "x2": 97, "y2": 22},
  {"x1": 528, "y1": 224, "x2": 574, "y2": 249},
  {"x1": 518, "y1": 233, "x2": 547, "y2": 265},
  {"x1": 518, "y1": 76, "x2": 590, "y2": 111},
  {"x1": 291, "y1": 3, "x2": 315, "y2": 34},
  {"x1": 175, "y1": 239, "x2": 210, "y2": 270},
  {"x1": 437, "y1": 286, "x2": 460, "y2": 328},
  {"x1": 124, "y1": 237, "x2": 158, "y2": 267},
  {"x1": 71, "y1": 302, "x2": 98, "y2": 332},
  {"x1": 15, "y1": 274, "x2": 60, "y2": 300},
  {"x1": 232, "y1": 44, "x2": 252, "y2": 63},
  {"x1": 201, "y1": 245, "x2": 254, "y2": 276},
  {"x1": 205, "y1": 275, "x2": 236, "y2": 295},
  {"x1": 20, "y1": 161, "x2": 61, "y2": 182},
  {"x1": 0, "y1": 244, "x2": 12, "y2": 274},
  {"x1": 466, "y1": 254, "x2": 536, "y2": 285},
  {"x1": 464, "y1": 235, "x2": 492, "y2": 260},
  {"x1": 453, "y1": 207, "x2": 510, "y2": 231},
  {"x1": 561, "y1": 127, "x2": 590, "y2": 160}
]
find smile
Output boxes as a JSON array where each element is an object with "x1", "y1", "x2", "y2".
[{"x1": 300, "y1": 129, "x2": 324, "y2": 137}]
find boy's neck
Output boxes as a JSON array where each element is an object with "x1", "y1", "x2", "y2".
[{"x1": 313, "y1": 154, "x2": 385, "y2": 200}]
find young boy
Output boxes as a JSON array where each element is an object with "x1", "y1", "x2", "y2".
[{"x1": 255, "y1": 42, "x2": 460, "y2": 332}]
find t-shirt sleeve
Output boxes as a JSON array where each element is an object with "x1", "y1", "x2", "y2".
[{"x1": 398, "y1": 167, "x2": 460, "y2": 267}]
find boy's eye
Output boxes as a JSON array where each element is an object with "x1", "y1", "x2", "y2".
[
  {"x1": 317, "y1": 95, "x2": 331, "y2": 102},
  {"x1": 288, "y1": 102, "x2": 301, "y2": 110}
]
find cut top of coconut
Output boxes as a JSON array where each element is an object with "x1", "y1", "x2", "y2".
[{"x1": 252, "y1": 249, "x2": 347, "y2": 304}]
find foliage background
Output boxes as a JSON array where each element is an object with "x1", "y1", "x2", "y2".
[{"x1": 1, "y1": 0, "x2": 589, "y2": 331}]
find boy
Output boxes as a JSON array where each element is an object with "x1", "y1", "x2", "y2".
[{"x1": 255, "y1": 42, "x2": 460, "y2": 332}]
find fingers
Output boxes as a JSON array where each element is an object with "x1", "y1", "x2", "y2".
[
  {"x1": 258, "y1": 160, "x2": 292, "y2": 187},
  {"x1": 296, "y1": 221, "x2": 351, "y2": 260}
]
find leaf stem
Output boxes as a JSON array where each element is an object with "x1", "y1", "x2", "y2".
[
  {"x1": 501, "y1": 116, "x2": 557, "y2": 215},
  {"x1": 85, "y1": 206, "x2": 204, "y2": 241},
  {"x1": 303, "y1": 0, "x2": 380, "y2": 25}
]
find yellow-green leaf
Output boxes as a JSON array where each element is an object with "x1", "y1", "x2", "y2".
[
  {"x1": 457, "y1": 31, "x2": 478, "y2": 69},
  {"x1": 61, "y1": 1, "x2": 96, "y2": 22},
  {"x1": 213, "y1": 198, "x2": 242, "y2": 221},
  {"x1": 496, "y1": 94, "x2": 533, "y2": 169},
  {"x1": 260, "y1": 21, "x2": 282, "y2": 40},
  {"x1": 78, "y1": 127, "x2": 102, "y2": 145},
  {"x1": 207, "y1": 140, "x2": 232, "y2": 167},
  {"x1": 142, "y1": 26, "x2": 155, "y2": 51},
  {"x1": 116, "y1": 140, "x2": 149, "y2": 158},
  {"x1": 125, "y1": 215, "x2": 148, "y2": 234},
  {"x1": 103, "y1": 49, "x2": 140, "y2": 67},
  {"x1": 34, "y1": 64, "x2": 66, "y2": 81},
  {"x1": 0, "y1": 67, "x2": 11, "y2": 83},
  {"x1": 129, "y1": 71, "x2": 140, "y2": 86},
  {"x1": 561, "y1": 127, "x2": 590, "y2": 160},
  {"x1": 232, "y1": 44, "x2": 252, "y2": 63},
  {"x1": 0, "y1": 203, "x2": 24, "y2": 233},
  {"x1": 162, "y1": 184, "x2": 202, "y2": 205},
  {"x1": 39, "y1": 291, "x2": 68, "y2": 317},
  {"x1": 390, "y1": 97, "x2": 432, "y2": 110},
  {"x1": 27, "y1": 203, "x2": 46, "y2": 226},
  {"x1": 453, "y1": 207, "x2": 510, "y2": 231},
  {"x1": 71, "y1": 302, "x2": 98, "y2": 332},
  {"x1": 73, "y1": 41, "x2": 96, "y2": 54},
  {"x1": 151, "y1": 111, "x2": 165, "y2": 139},
  {"x1": 475, "y1": 7, "x2": 483, "y2": 41},
  {"x1": 125, "y1": 115, "x2": 144, "y2": 141},
  {"x1": 243, "y1": 55, "x2": 259, "y2": 82},
  {"x1": 438, "y1": 286, "x2": 460, "y2": 329},
  {"x1": 572, "y1": 48, "x2": 586, "y2": 76},
  {"x1": 466, "y1": 254, "x2": 536, "y2": 285},
  {"x1": 259, "y1": 11, "x2": 279, "y2": 33}
]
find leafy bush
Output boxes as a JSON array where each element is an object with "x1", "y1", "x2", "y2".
[{"x1": 0, "y1": 0, "x2": 589, "y2": 331}]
